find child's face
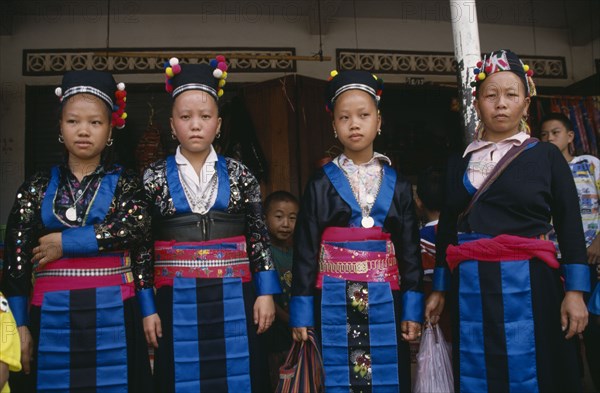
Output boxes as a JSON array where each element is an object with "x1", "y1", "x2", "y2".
[
  {"x1": 474, "y1": 71, "x2": 530, "y2": 139},
  {"x1": 332, "y1": 90, "x2": 381, "y2": 158},
  {"x1": 60, "y1": 93, "x2": 112, "y2": 167},
  {"x1": 266, "y1": 200, "x2": 298, "y2": 245},
  {"x1": 539, "y1": 119, "x2": 574, "y2": 153},
  {"x1": 171, "y1": 90, "x2": 222, "y2": 157}
]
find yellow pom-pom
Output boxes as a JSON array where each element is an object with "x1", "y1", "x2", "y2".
[
  {"x1": 166, "y1": 67, "x2": 174, "y2": 78},
  {"x1": 330, "y1": 70, "x2": 338, "y2": 78},
  {"x1": 478, "y1": 72, "x2": 486, "y2": 81},
  {"x1": 218, "y1": 79, "x2": 226, "y2": 87},
  {"x1": 222, "y1": 71, "x2": 228, "y2": 79},
  {"x1": 123, "y1": 97, "x2": 126, "y2": 102},
  {"x1": 217, "y1": 89, "x2": 224, "y2": 97},
  {"x1": 121, "y1": 112, "x2": 127, "y2": 119},
  {"x1": 523, "y1": 64, "x2": 530, "y2": 72}
]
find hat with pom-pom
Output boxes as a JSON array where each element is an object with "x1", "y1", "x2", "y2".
[
  {"x1": 164, "y1": 56, "x2": 228, "y2": 100},
  {"x1": 325, "y1": 70, "x2": 384, "y2": 112},
  {"x1": 471, "y1": 49, "x2": 536, "y2": 98},
  {"x1": 55, "y1": 70, "x2": 128, "y2": 129}
]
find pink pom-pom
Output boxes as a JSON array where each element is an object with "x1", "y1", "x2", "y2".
[
  {"x1": 172, "y1": 64, "x2": 182, "y2": 74},
  {"x1": 217, "y1": 62, "x2": 228, "y2": 71}
]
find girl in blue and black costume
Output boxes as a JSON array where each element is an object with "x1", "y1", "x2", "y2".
[
  {"x1": 290, "y1": 70, "x2": 424, "y2": 392},
  {"x1": 142, "y1": 57, "x2": 280, "y2": 393},
  {"x1": 1, "y1": 70, "x2": 154, "y2": 392},
  {"x1": 426, "y1": 49, "x2": 590, "y2": 392}
]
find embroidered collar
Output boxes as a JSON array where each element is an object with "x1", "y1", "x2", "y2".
[
  {"x1": 175, "y1": 145, "x2": 218, "y2": 167},
  {"x1": 336, "y1": 152, "x2": 392, "y2": 168},
  {"x1": 463, "y1": 131, "x2": 529, "y2": 157}
]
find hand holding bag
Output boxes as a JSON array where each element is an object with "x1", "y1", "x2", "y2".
[
  {"x1": 413, "y1": 322, "x2": 454, "y2": 393},
  {"x1": 275, "y1": 329, "x2": 324, "y2": 393}
]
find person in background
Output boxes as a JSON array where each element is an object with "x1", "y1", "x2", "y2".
[
  {"x1": 0, "y1": 291, "x2": 21, "y2": 393},
  {"x1": 262, "y1": 190, "x2": 299, "y2": 391},
  {"x1": 540, "y1": 112, "x2": 600, "y2": 391}
]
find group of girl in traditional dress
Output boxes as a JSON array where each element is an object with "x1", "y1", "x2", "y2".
[{"x1": 1, "y1": 49, "x2": 596, "y2": 393}]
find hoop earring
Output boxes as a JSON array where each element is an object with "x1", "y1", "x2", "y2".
[
  {"x1": 216, "y1": 131, "x2": 221, "y2": 139},
  {"x1": 58, "y1": 135, "x2": 64, "y2": 144},
  {"x1": 106, "y1": 138, "x2": 114, "y2": 147},
  {"x1": 171, "y1": 133, "x2": 177, "y2": 140}
]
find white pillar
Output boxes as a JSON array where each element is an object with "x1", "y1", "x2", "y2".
[{"x1": 450, "y1": 0, "x2": 481, "y2": 143}]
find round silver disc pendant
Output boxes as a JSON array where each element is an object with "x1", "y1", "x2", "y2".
[
  {"x1": 65, "y1": 206, "x2": 77, "y2": 221},
  {"x1": 361, "y1": 216, "x2": 375, "y2": 228}
]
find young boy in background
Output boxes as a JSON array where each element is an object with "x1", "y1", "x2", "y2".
[{"x1": 263, "y1": 191, "x2": 299, "y2": 390}]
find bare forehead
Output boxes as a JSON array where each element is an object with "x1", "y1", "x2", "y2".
[
  {"x1": 480, "y1": 72, "x2": 524, "y2": 90},
  {"x1": 335, "y1": 89, "x2": 377, "y2": 106},
  {"x1": 174, "y1": 90, "x2": 218, "y2": 107}
]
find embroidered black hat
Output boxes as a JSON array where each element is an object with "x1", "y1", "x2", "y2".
[
  {"x1": 472, "y1": 49, "x2": 536, "y2": 97},
  {"x1": 164, "y1": 56, "x2": 228, "y2": 100},
  {"x1": 325, "y1": 70, "x2": 384, "y2": 112},
  {"x1": 55, "y1": 70, "x2": 127, "y2": 129}
]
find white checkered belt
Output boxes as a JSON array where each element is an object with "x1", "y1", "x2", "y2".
[
  {"x1": 155, "y1": 257, "x2": 250, "y2": 268},
  {"x1": 319, "y1": 258, "x2": 395, "y2": 274},
  {"x1": 34, "y1": 265, "x2": 131, "y2": 278}
]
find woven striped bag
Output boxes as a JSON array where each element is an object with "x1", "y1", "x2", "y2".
[{"x1": 275, "y1": 329, "x2": 324, "y2": 393}]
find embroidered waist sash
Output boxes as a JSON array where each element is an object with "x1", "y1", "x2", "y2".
[
  {"x1": 154, "y1": 235, "x2": 251, "y2": 288},
  {"x1": 317, "y1": 227, "x2": 400, "y2": 290},
  {"x1": 446, "y1": 233, "x2": 559, "y2": 271},
  {"x1": 32, "y1": 252, "x2": 134, "y2": 306}
]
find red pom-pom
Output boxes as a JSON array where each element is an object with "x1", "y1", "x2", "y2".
[
  {"x1": 216, "y1": 55, "x2": 226, "y2": 62},
  {"x1": 114, "y1": 117, "x2": 125, "y2": 128},
  {"x1": 476, "y1": 61, "x2": 483, "y2": 68},
  {"x1": 115, "y1": 91, "x2": 124, "y2": 100},
  {"x1": 485, "y1": 65, "x2": 493, "y2": 73},
  {"x1": 376, "y1": 89, "x2": 382, "y2": 96},
  {"x1": 166, "y1": 84, "x2": 173, "y2": 93},
  {"x1": 527, "y1": 69, "x2": 534, "y2": 77}
]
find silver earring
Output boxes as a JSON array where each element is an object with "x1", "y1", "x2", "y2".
[
  {"x1": 333, "y1": 130, "x2": 338, "y2": 139},
  {"x1": 58, "y1": 135, "x2": 64, "y2": 144},
  {"x1": 171, "y1": 133, "x2": 177, "y2": 140},
  {"x1": 377, "y1": 129, "x2": 381, "y2": 135},
  {"x1": 216, "y1": 131, "x2": 221, "y2": 139},
  {"x1": 106, "y1": 138, "x2": 114, "y2": 147}
]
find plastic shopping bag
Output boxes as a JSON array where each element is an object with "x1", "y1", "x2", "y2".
[{"x1": 413, "y1": 322, "x2": 454, "y2": 393}]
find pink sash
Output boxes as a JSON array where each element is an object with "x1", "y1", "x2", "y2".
[
  {"x1": 316, "y1": 227, "x2": 400, "y2": 290},
  {"x1": 154, "y1": 235, "x2": 251, "y2": 288},
  {"x1": 32, "y1": 252, "x2": 134, "y2": 306}
]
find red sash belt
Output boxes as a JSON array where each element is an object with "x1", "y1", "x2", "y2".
[
  {"x1": 32, "y1": 252, "x2": 134, "y2": 306},
  {"x1": 316, "y1": 227, "x2": 400, "y2": 290},
  {"x1": 446, "y1": 234, "x2": 559, "y2": 272},
  {"x1": 154, "y1": 235, "x2": 251, "y2": 288}
]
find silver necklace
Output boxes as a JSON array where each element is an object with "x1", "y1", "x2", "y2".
[
  {"x1": 65, "y1": 176, "x2": 95, "y2": 222},
  {"x1": 338, "y1": 158, "x2": 383, "y2": 228},
  {"x1": 180, "y1": 173, "x2": 218, "y2": 214}
]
